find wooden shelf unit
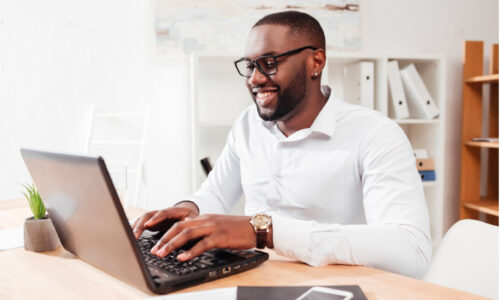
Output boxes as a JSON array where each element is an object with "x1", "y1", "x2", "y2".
[
  {"x1": 465, "y1": 73, "x2": 499, "y2": 84},
  {"x1": 459, "y1": 41, "x2": 499, "y2": 224},
  {"x1": 462, "y1": 198, "x2": 499, "y2": 217},
  {"x1": 464, "y1": 141, "x2": 499, "y2": 149}
]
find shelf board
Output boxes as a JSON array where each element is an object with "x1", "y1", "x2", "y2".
[
  {"x1": 90, "y1": 140, "x2": 142, "y2": 145},
  {"x1": 394, "y1": 118, "x2": 440, "y2": 124},
  {"x1": 464, "y1": 141, "x2": 499, "y2": 149},
  {"x1": 422, "y1": 181, "x2": 437, "y2": 187},
  {"x1": 461, "y1": 198, "x2": 499, "y2": 217},
  {"x1": 465, "y1": 74, "x2": 499, "y2": 84}
]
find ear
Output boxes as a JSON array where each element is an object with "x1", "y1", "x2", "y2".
[{"x1": 308, "y1": 49, "x2": 326, "y2": 79}]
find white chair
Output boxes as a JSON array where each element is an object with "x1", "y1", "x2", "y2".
[
  {"x1": 424, "y1": 219, "x2": 498, "y2": 299},
  {"x1": 85, "y1": 105, "x2": 149, "y2": 207}
]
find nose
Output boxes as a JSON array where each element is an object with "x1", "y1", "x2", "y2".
[{"x1": 247, "y1": 67, "x2": 268, "y2": 87}]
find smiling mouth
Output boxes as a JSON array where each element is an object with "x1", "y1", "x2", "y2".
[{"x1": 252, "y1": 88, "x2": 279, "y2": 107}]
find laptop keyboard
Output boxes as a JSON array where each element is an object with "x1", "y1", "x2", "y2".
[{"x1": 138, "y1": 235, "x2": 227, "y2": 276}]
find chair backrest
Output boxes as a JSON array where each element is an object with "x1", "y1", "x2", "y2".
[
  {"x1": 85, "y1": 106, "x2": 149, "y2": 207},
  {"x1": 424, "y1": 219, "x2": 498, "y2": 299}
]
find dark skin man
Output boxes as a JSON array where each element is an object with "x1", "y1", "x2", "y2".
[{"x1": 132, "y1": 23, "x2": 326, "y2": 262}]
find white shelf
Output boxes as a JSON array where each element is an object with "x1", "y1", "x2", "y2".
[
  {"x1": 394, "y1": 118, "x2": 440, "y2": 124},
  {"x1": 423, "y1": 181, "x2": 438, "y2": 187},
  {"x1": 90, "y1": 140, "x2": 142, "y2": 145},
  {"x1": 94, "y1": 113, "x2": 146, "y2": 118},
  {"x1": 198, "y1": 121, "x2": 236, "y2": 127}
]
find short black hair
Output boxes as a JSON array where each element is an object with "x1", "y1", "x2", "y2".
[{"x1": 253, "y1": 10, "x2": 325, "y2": 49}]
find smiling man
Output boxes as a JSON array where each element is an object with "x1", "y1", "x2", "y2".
[{"x1": 132, "y1": 11, "x2": 432, "y2": 278}]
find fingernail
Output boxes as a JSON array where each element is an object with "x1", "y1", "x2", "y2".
[
  {"x1": 177, "y1": 252, "x2": 190, "y2": 261},
  {"x1": 144, "y1": 221, "x2": 151, "y2": 226},
  {"x1": 158, "y1": 248, "x2": 167, "y2": 256}
]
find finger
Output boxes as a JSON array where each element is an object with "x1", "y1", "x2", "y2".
[
  {"x1": 151, "y1": 218, "x2": 207, "y2": 256},
  {"x1": 150, "y1": 220, "x2": 188, "y2": 255},
  {"x1": 132, "y1": 213, "x2": 156, "y2": 239},
  {"x1": 131, "y1": 218, "x2": 139, "y2": 229},
  {"x1": 157, "y1": 225, "x2": 213, "y2": 258},
  {"x1": 177, "y1": 237, "x2": 217, "y2": 262},
  {"x1": 144, "y1": 207, "x2": 189, "y2": 228}
]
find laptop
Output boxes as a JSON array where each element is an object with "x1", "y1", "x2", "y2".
[{"x1": 20, "y1": 148, "x2": 269, "y2": 294}]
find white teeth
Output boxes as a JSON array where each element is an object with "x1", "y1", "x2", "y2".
[{"x1": 257, "y1": 91, "x2": 275, "y2": 98}]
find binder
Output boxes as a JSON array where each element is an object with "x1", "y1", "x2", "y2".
[
  {"x1": 413, "y1": 148, "x2": 429, "y2": 159},
  {"x1": 344, "y1": 61, "x2": 374, "y2": 109},
  {"x1": 387, "y1": 61, "x2": 410, "y2": 119},
  {"x1": 416, "y1": 158, "x2": 435, "y2": 171},
  {"x1": 400, "y1": 63, "x2": 439, "y2": 119},
  {"x1": 419, "y1": 170, "x2": 436, "y2": 181}
]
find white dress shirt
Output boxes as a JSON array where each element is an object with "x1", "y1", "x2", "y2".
[{"x1": 185, "y1": 87, "x2": 432, "y2": 278}]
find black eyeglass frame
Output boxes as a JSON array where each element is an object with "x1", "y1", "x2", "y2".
[{"x1": 234, "y1": 46, "x2": 318, "y2": 78}]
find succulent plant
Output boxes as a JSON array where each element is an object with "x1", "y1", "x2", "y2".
[{"x1": 20, "y1": 183, "x2": 46, "y2": 219}]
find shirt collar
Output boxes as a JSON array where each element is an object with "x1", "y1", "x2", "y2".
[
  {"x1": 309, "y1": 85, "x2": 336, "y2": 138},
  {"x1": 258, "y1": 85, "x2": 336, "y2": 138}
]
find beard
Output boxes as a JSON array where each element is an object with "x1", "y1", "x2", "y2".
[{"x1": 255, "y1": 65, "x2": 307, "y2": 122}]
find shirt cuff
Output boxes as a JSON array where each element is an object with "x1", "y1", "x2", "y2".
[
  {"x1": 271, "y1": 213, "x2": 313, "y2": 263},
  {"x1": 182, "y1": 195, "x2": 224, "y2": 215}
]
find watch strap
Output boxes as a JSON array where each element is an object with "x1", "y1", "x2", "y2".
[{"x1": 256, "y1": 229, "x2": 267, "y2": 249}]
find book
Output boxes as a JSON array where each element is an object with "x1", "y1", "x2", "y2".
[
  {"x1": 388, "y1": 60, "x2": 410, "y2": 119},
  {"x1": 413, "y1": 148, "x2": 429, "y2": 159},
  {"x1": 400, "y1": 63, "x2": 439, "y2": 119},
  {"x1": 416, "y1": 158, "x2": 435, "y2": 171},
  {"x1": 344, "y1": 61, "x2": 375, "y2": 109},
  {"x1": 471, "y1": 137, "x2": 499, "y2": 143},
  {"x1": 419, "y1": 170, "x2": 436, "y2": 181}
]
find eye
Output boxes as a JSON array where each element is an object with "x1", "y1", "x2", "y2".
[
  {"x1": 264, "y1": 59, "x2": 276, "y2": 69},
  {"x1": 245, "y1": 62, "x2": 254, "y2": 70},
  {"x1": 257, "y1": 57, "x2": 276, "y2": 71}
]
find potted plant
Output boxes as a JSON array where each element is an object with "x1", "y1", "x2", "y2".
[{"x1": 21, "y1": 183, "x2": 60, "y2": 252}]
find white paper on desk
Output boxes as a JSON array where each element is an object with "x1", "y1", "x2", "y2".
[
  {"x1": 144, "y1": 287, "x2": 236, "y2": 300},
  {"x1": 0, "y1": 227, "x2": 24, "y2": 251}
]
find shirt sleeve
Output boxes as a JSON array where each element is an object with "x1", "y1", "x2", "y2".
[
  {"x1": 272, "y1": 121, "x2": 432, "y2": 278},
  {"x1": 183, "y1": 126, "x2": 243, "y2": 215}
]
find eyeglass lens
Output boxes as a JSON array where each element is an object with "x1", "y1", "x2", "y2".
[{"x1": 237, "y1": 56, "x2": 277, "y2": 77}]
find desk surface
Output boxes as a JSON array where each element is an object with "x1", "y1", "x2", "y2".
[{"x1": 0, "y1": 199, "x2": 486, "y2": 300}]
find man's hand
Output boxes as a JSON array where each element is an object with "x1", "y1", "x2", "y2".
[
  {"x1": 131, "y1": 201, "x2": 199, "y2": 239},
  {"x1": 150, "y1": 214, "x2": 256, "y2": 262}
]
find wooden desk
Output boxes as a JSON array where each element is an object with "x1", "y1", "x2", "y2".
[{"x1": 0, "y1": 199, "x2": 486, "y2": 299}]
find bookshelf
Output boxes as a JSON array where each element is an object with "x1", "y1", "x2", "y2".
[
  {"x1": 191, "y1": 52, "x2": 446, "y2": 245},
  {"x1": 459, "y1": 41, "x2": 499, "y2": 225}
]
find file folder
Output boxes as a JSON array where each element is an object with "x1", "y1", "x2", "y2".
[
  {"x1": 419, "y1": 170, "x2": 436, "y2": 181},
  {"x1": 416, "y1": 158, "x2": 435, "y2": 171},
  {"x1": 387, "y1": 60, "x2": 410, "y2": 119},
  {"x1": 344, "y1": 61, "x2": 375, "y2": 109},
  {"x1": 400, "y1": 64, "x2": 439, "y2": 119},
  {"x1": 413, "y1": 148, "x2": 429, "y2": 159}
]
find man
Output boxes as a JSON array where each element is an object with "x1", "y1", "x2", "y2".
[{"x1": 132, "y1": 11, "x2": 432, "y2": 278}]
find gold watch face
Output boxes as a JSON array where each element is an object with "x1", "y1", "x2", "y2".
[{"x1": 251, "y1": 214, "x2": 271, "y2": 230}]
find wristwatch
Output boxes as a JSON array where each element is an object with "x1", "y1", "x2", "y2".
[{"x1": 249, "y1": 213, "x2": 272, "y2": 249}]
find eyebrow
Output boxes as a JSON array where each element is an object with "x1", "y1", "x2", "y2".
[{"x1": 243, "y1": 50, "x2": 278, "y2": 60}]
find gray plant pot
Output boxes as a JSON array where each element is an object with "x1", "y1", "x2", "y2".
[{"x1": 24, "y1": 216, "x2": 61, "y2": 252}]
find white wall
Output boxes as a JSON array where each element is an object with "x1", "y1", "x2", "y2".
[
  {"x1": 0, "y1": 0, "x2": 192, "y2": 209},
  {"x1": 0, "y1": 0, "x2": 498, "y2": 230}
]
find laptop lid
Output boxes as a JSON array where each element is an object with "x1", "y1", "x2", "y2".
[{"x1": 20, "y1": 148, "x2": 156, "y2": 293}]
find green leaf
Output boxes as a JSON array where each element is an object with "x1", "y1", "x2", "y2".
[{"x1": 19, "y1": 183, "x2": 46, "y2": 219}]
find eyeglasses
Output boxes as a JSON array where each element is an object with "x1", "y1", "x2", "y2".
[{"x1": 234, "y1": 46, "x2": 318, "y2": 78}]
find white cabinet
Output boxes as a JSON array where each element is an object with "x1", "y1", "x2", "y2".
[{"x1": 191, "y1": 52, "x2": 446, "y2": 246}]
